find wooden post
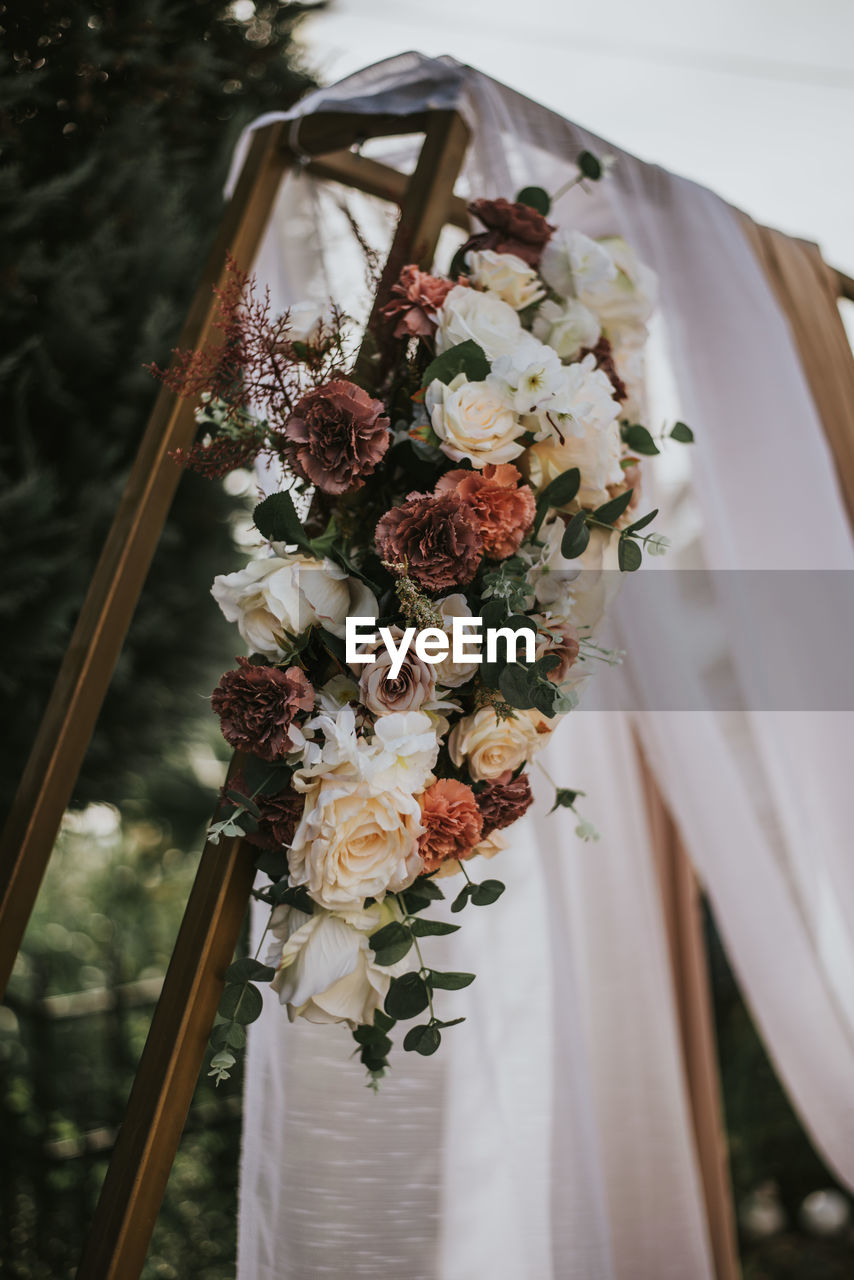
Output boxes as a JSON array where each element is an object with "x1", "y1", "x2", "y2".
[{"x1": 72, "y1": 108, "x2": 470, "y2": 1280}]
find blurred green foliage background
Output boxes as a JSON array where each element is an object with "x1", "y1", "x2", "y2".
[{"x1": 0, "y1": 2, "x2": 851, "y2": 1276}]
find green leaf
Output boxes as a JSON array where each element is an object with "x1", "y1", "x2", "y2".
[
  {"x1": 480, "y1": 598, "x2": 509, "y2": 629},
  {"x1": 577, "y1": 150, "x2": 603, "y2": 181},
  {"x1": 621, "y1": 423, "x2": 660, "y2": 456},
  {"x1": 548, "y1": 787, "x2": 581, "y2": 813},
  {"x1": 618, "y1": 538, "x2": 643, "y2": 572},
  {"x1": 308, "y1": 516, "x2": 339, "y2": 558},
  {"x1": 534, "y1": 467, "x2": 580, "y2": 531},
  {"x1": 409, "y1": 918, "x2": 460, "y2": 937},
  {"x1": 428, "y1": 970, "x2": 476, "y2": 990},
  {"x1": 421, "y1": 339, "x2": 489, "y2": 388},
  {"x1": 399, "y1": 877, "x2": 445, "y2": 915},
  {"x1": 219, "y1": 981, "x2": 264, "y2": 1025},
  {"x1": 560, "y1": 510, "x2": 590, "y2": 559},
  {"x1": 352, "y1": 1025, "x2": 392, "y2": 1056},
  {"x1": 499, "y1": 663, "x2": 536, "y2": 710},
  {"x1": 369, "y1": 921, "x2": 414, "y2": 966},
  {"x1": 209, "y1": 1022, "x2": 230, "y2": 1051},
  {"x1": 373, "y1": 1009, "x2": 396, "y2": 1033},
  {"x1": 403, "y1": 1024, "x2": 442, "y2": 1056},
  {"x1": 624, "y1": 507, "x2": 659, "y2": 535},
  {"x1": 411, "y1": 877, "x2": 445, "y2": 902},
  {"x1": 470, "y1": 879, "x2": 506, "y2": 906},
  {"x1": 592, "y1": 489, "x2": 634, "y2": 526},
  {"x1": 515, "y1": 185, "x2": 551, "y2": 215},
  {"x1": 253, "y1": 848, "x2": 289, "y2": 880},
  {"x1": 253, "y1": 490, "x2": 309, "y2": 550},
  {"x1": 225, "y1": 957, "x2": 276, "y2": 984},
  {"x1": 433, "y1": 1017, "x2": 466, "y2": 1029},
  {"x1": 225, "y1": 789, "x2": 262, "y2": 819},
  {"x1": 385, "y1": 972, "x2": 430, "y2": 1020},
  {"x1": 670, "y1": 421, "x2": 694, "y2": 443},
  {"x1": 318, "y1": 628, "x2": 348, "y2": 665},
  {"x1": 530, "y1": 677, "x2": 560, "y2": 717},
  {"x1": 225, "y1": 1022, "x2": 247, "y2": 1050},
  {"x1": 269, "y1": 881, "x2": 313, "y2": 912},
  {"x1": 451, "y1": 884, "x2": 475, "y2": 913}
]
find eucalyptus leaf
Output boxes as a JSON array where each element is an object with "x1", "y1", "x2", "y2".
[
  {"x1": 621, "y1": 423, "x2": 660, "y2": 456},
  {"x1": 592, "y1": 489, "x2": 634, "y2": 526},
  {"x1": 225, "y1": 957, "x2": 276, "y2": 984},
  {"x1": 403, "y1": 1023, "x2": 442, "y2": 1056},
  {"x1": 499, "y1": 663, "x2": 536, "y2": 709},
  {"x1": 549, "y1": 787, "x2": 580, "y2": 813},
  {"x1": 385, "y1": 972, "x2": 430, "y2": 1020},
  {"x1": 470, "y1": 879, "x2": 506, "y2": 906},
  {"x1": 577, "y1": 150, "x2": 602, "y2": 181},
  {"x1": 624, "y1": 507, "x2": 659, "y2": 535},
  {"x1": 515, "y1": 185, "x2": 551, "y2": 215},
  {"x1": 670, "y1": 421, "x2": 694, "y2": 443},
  {"x1": 560, "y1": 510, "x2": 590, "y2": 559},
  {"x1": 428, "y1": 971, "x2": 476, "y2": 990},
  {"x1": 534, "y1": 467, "x2": 580, "y2": 531},
  {"x1": 451, "y1": 884, "x2": 474, "y2": 913},
  {"x1": 219, "y1": 981, "x2": 263, "y2": 1025},
  {"x1": 409, "y1": 918, "x2": 460, "y2": 937},
  {"x1": 618, "y1": 538, "x2": 643, "y2": 572}
]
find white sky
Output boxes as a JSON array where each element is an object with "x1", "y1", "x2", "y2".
[{"x1": 295, "y1": 0, "x2": 854, "y2": 275}]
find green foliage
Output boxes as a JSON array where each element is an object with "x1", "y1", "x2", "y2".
[
  {"x1": 420, "y1": 339, "x2": 490, "y2": 387},
  {"x1": 515, "y1": 185, "x2": 551, "y2": 215},
  {"x1": 621, "y1": 423, "x2": 660, "y2": 455}
]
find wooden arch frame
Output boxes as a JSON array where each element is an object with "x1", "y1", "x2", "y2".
[{"x1": 0, "y1": 104, "x2": 740, "y2": 1279}]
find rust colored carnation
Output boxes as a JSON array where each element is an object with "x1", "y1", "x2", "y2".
[
  {"x1": 380, "y1": 264, "x2": 457, "y2": 339},
  {"x1": 418, "y1": 778, "x2": 484, "y2": 873},
  {"x1": 579, "y1": 336, "x2": 628, "y2": 402},
  {"x1": 435, "y1": 463, "x2": 536, "y2": 559},
  {"x1": 476, "y1": 772, "x2": 534, "y2": 838},
  {"x1": 375, "y1": 490, "x2": 483, "y2": 592},
  {"x1": 282, "y1": 379, "x2": 390, "y2": 495},
  {"x1": 211, "y1": 658, "x2": 314, "y2": 761},
  {"x1": 463, "y1": 197, "x2": 555, "y2": 267}
]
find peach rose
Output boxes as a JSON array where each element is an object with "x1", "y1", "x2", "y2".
[
  {"x1": 435, "y1": 463, "x2": 536, "y2": 559},
  {"x1": 448, "y1": 706, "x2": 543, "y2": 782}
]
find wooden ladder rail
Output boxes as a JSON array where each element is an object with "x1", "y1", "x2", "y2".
[{"x1": 68, "y1": 108, "x2": 470, "y2": 1280}]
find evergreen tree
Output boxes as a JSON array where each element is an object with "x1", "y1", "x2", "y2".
[{"x1": 0, "y1": 1, "x2": 316, "y2": 838}]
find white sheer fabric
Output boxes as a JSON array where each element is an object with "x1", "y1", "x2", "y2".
[{"x1": 233, "y1": 53, "x2": 854, "y2": 1279}]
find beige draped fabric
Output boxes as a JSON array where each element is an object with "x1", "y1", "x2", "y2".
[{"x1": 646, "y1": 217, "x2": 854, "y2": 1279}]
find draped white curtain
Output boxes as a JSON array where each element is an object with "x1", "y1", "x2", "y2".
[{"x1": 232, "y1": 54, "x2": 854, "y2": 1280}]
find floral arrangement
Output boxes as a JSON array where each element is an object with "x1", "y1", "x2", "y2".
[{"x1": 153, "y1": 153, "x2": 692, "y2": 1085}]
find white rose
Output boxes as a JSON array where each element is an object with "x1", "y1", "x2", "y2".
[
  {"x1": 464, "y1": 249, "x2": 545, "y2": 310},
  {"x1": 519, "y1": 514, "x2": 582, "y2": 609},
  {"x1": 288, "y1": 773, "x2": 423, "y2": 909},
  {"x1": 533, "y1": 297, "x2": 601, "y2": 361},
  {"x1": 435, "y1": 284, "x2": 522, "y2": 360},
  {"x1": 267, "y1": 900, "x2": 413, "y2": 1026},
  {"x1": 448, "y1": 705, "x2": 543, "y2": 781},
  {"x1": 211, "y1": 553, "x2": 378, "y2": 659},
  {"x1": 427, "y1": 372, "x2": 525, "y2": 468},
  {"x1": 580, "y1": 237, "x2": 657, "y2": 332},
  {"x1": 523, "y1": 414, "x2": 623, "y2": 509},
  {"x1": 433, "y1": 595, "x2": 480, "y2": 688},
  {"x1": 540, "y1": 229, "x2": 616, "y2": 299},
  {"x1": 364, "y1": 711, "x2": 440, "y2": 794}
]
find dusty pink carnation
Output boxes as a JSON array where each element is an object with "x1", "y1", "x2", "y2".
[
  {"x1": 380, "y1": 264, "x2": 457, "y2": 339},
  {"x1": 435, "y1": 463, "x2": 536, "y2": 559},
  {"x1": 463, "y1": 197, "x2": 555, "y2": 267},
  {"x1": 476, "y1": 772, "x2": 534, "y2": 838},
  {"x1": 375, "y1": 490, "x2": 483, "y2": 592},
  {"x1": 418, "y1": 778, "x2": 484, "y2": 873},
  {"x1": 282, "y1": 379, "x2": 390, "y2": 495},
  {"x1": 211, "y1": 658, "x2": 314, "y2": 761}
]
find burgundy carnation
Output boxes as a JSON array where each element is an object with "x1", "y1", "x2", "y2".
[
  {"x1": 476, "y1": 772, "x2": 534, "y2": 838},
  {"x1": 375, "y1": 490, "x2": 483, "y2": 593},
  {"x1": 245, "y1": 787, "x2": 304, "y2": 852},
  {"x1": 380, "y1": 264, "x2": 457, "y2": 339},
  {"x1": 211, "y1": 657, "x2": 314, "y2": 761},
  {"x1": 282, "y1": 378, "x2": 390, "y2": 495},
  {"x1": 462, "y1": 197, "x2": 555, "y2": 267}
]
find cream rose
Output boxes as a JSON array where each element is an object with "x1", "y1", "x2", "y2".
[
  {"x1": 533, "y1": 297, "x2": 601, "y2": 361},
  {"x1": 212, "y1": 553, "x2": 378, "y2": 659},
  {"x1": 427, "y1": 372, "x2": 525, "y2": 468},
  {"x1": 435, "y1": 284, "x2": 522, "y2": 360},
  {"x1": 448, "y1": 705, "x2": 543, "y2": 782},
  {"x1": 267, "y1": 900, "x2": 413, "y2": 1026},
  {"x1": 288, "y1": 773, "x2": 423, "y2": 909},
  {"x1": 433, "y1": 595, "x2": 481, "y2": 689},
  {"x1": 523, "y1": 413, "x2": 623, "y2": 509},
  {"x1": 464, "y1": 249, "x2": 545, "y2": 310},
  {"x1": 581, "y1": 236, "x2": 657, "y2": 331}
]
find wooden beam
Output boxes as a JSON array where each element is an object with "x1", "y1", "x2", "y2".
[
  {"x1": 0, "y1": 122, "x2": 291, "y2": 997},
  {"x1": 305, "y1": 147, "x2": 471, "y2": 230},
  {"x1": 73, "y1": 108, "x2": 471, "y2": 1280}
]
